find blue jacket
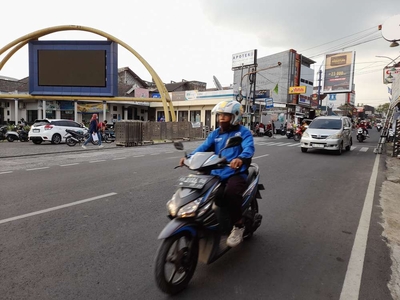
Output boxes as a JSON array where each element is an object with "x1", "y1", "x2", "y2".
[
  {"x1": 189, "y1": 125, "x2": 255, "y2": 181},
  {"x1": 88, "y1": 119, "x2": 98, "y2": 134}
]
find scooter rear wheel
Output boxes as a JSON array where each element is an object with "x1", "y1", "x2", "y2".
[
  {"x1": 243, "y1": 198, "x2": 261, "y2": 240},
  {"x1": 155, "y1": 232, "x2": 198, "y2": 295},
  {"x1": 66, "y1": 137, "x2": 77, "y2": 147}
]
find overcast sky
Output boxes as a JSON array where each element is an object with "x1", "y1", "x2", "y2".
[{"x1": 0, "y1": 0, "x2": 399, "y2": 107}]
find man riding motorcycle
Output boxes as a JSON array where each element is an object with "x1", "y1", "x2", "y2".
[
  {"x1": 358, "y1": 120, "x2": 369, "y2": 137},
  {"x1": 179, "y1": 100, "x2": 255, "y2": 247}
]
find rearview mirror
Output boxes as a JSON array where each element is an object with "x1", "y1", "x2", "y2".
[
  {"x1": 218, "y1": 136, "x2": 242, "y2": 157},
  {"x1": 225, "y1": 136, "x2": 242, "y2": 148}
]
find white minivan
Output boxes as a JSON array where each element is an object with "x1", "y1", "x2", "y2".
[{"x1": 300, "y1": 116, "x2": 353, "y2": 155}]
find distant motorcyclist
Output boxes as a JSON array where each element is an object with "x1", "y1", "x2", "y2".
[
  {"x1": 179, "y1": 100, "x2": 255, "y2": 247},
  {"x1": 358, "y1": 120, "x2": 369, "y2": 137}
]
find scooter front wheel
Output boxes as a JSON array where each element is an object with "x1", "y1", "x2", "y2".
[
  {"x1": 104, "y1": 134, "x2": 112, "y2": 143},
  {"x1": 294, "y1": 133, "x2": 301, "y2": 141},
  {"x1": 154, "y1": 231, "x2": 199, "y2": 295}
]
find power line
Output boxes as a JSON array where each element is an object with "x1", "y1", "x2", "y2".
[
  {"x1": 298, "y1": 26, "x2": 377, "y2": 53},
  {"x1": 308, "y1": 35, "x2": 382, "y2": 59}
]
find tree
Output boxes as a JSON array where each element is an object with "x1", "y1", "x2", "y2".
[{"x1": 376, "y1": 103, "x2": 390, "y2": 115}]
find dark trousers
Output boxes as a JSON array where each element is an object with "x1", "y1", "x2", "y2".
[{"x1": 217, "y1": 174, "x2": 247, "y2": 225}]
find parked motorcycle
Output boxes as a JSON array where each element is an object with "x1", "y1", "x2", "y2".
[
  {"x1": 256, "y1": 127, "x2": 272, "y2": 137},
  {"x1": 101, "y1": 129, "x2": 115, "y2": 143},
  {"x1": 357, "y1": 128, "x2": 367, "y2": 142},
  {"x1": 64, "y1": 129, "x2": 96, "y2": 146},
  {"x1": 154, "y1": 136, "x2": 264, "y2": 295},
  {"x1": 6, "y1": 125, "x2": 29, "y2": 142},
  {"x1": 293, "y1": 126, "x2": 303, "y2": 142},
  {"x1": 264, "y1": 128, "x2": 273, "y2": 137},
  {"x1": 279, "y1": 124, "x2": 286, "y2": 136},
  {"x1": 286, "y1": 128, "x2": 294, "y2": 139},
  {"x1": 0, "y1": 125, "x2": 8, "y2": 141}
]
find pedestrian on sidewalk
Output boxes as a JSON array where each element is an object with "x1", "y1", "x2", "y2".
[
  {"x1": 82, "y1": 114, "x2": 104, "y2": 149},
  {"x1": 271, "y1": 120, "x2": 275, "y2": 135}
]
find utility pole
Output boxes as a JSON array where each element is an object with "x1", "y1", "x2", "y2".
[
  {"x1": 317, "y1": 69, "x2": 322, "y2": 110},
  {"x1": 237, "y1": 62, "x2": 282, "y2": 126}
]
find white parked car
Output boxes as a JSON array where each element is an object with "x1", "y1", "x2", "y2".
[{"x1": 29, "y1": 119, "x2": 87, "y2": 145}]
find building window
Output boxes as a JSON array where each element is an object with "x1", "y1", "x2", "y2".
[
  {"x1": 46, "y1": 110, "x2": 56, "y2": 119},
  {"x1": 113, "y1": 106, "x2": 117, "y2": 111},
  {"x1": 178, "y1": 111, "x2": 188, "y2": 122},
  {"x1": 190, "y1": 110, "x2": 201, "y2": 123},
  {"x1": 27, "y1": 110, "x2": 38, "y2": 123},
  {"x1": 157, "y1": 111, "x2": 165, "y2": 121}
]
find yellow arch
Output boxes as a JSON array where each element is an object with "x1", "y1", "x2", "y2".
[{"x1": 0, "y1": 25, "x2": 176, "y2": 121}]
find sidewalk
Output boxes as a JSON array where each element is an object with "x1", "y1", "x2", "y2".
[
  {"x1": 0, "y1": 140, "x2": 119, "y2": 159},
  {"x1": 382, "y1": 143, "x2": 400, "y2": 299}
]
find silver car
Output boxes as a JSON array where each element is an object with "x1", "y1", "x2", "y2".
[{"x1": 300, "y1": 116, "x2": 353, "y2": 155}]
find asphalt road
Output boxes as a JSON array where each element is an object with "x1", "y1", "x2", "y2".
[{"x1": 0, "y1": 130, "x2": 395, "y2": 299}]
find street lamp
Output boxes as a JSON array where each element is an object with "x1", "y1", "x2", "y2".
[{"x1": 381, "y1": 15, "x2": 400, "y2": 48}]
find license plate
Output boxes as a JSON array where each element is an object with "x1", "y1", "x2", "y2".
[
  {"x1": 33, "y1": 129, "x2": 39, "y2": 133},
  {"x1": 178, "y1": 175, "x2": 211, "y2": 189},
  {"x1": 312, "y1": 143, "x2": 324, "y2": 148}
]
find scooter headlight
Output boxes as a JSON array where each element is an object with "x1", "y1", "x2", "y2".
[
  {"x1": 167, "y1": 195, "x2": 178, "y2": 217},
  {"x1": 177, "y1": 198, "x2": 202, "y2": 218}
]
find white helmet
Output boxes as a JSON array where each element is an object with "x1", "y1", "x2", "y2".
[{"x1": 211, "y1": 100, "x2": 243, "y2": 125}]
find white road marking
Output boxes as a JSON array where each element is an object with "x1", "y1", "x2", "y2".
[
  {"x1": 339, "y1": 155, "x2": 380, "y2": 300},
  {"x1": 253, "y1": 154, "x2": 269, "y2": 159},
  {"x1": 0, "y1": 171, "x2": 13, "y2": 175},
  {"x1": 288, "y1": 143, "x2": 300, "y2": 147},
  {"x1": 0, "y1": 193, "x2": 118, "y2": 225},
  {"x1": 89, "y1": 160, "x2": 106, "y2": 163},
  {"x1": 164, "y1": 151, "x2": 175, "y2": 153},
  {"x1": 351, "y1": 146, "x2": 356, "y2": 151},
  {"x1": 133, "y1": 155, "x2": 144, "y2": 158},
  {"x1": 60, "y1": 163, "x2": 79, "y2": 167},
  {"x1": 277, "y1": 143, "x2": 293, "y2": 146},
  {"x1": 26, "y1": 167, "x2": 50, "y2": 171},
  {"x1": 166, "y1": 156, "x2": 181, "y2": 159},
  {"x1": 112, "y1": 157, "x2": 126, "y2": 160},
  {"x1": 150, "y1": 153, "x2": 160, "y2": 155},
  {"x1": 359, "y1": 147, "x2": 369, "y2": 152},
  {"x1": 264, "y1": 142, "x2": 281, "y2": 146}
]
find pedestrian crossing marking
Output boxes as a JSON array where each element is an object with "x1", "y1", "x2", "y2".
[{"x1": 255, "y1": 142, "x2": 374, "y2": 152}]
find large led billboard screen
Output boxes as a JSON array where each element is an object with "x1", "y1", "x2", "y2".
[
  {"x1": 29, "y1": 40, "x2": 118, "y2": 96},
  {"x1": 323, "y1": 51, "x2": 355, "y2": 93}
]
